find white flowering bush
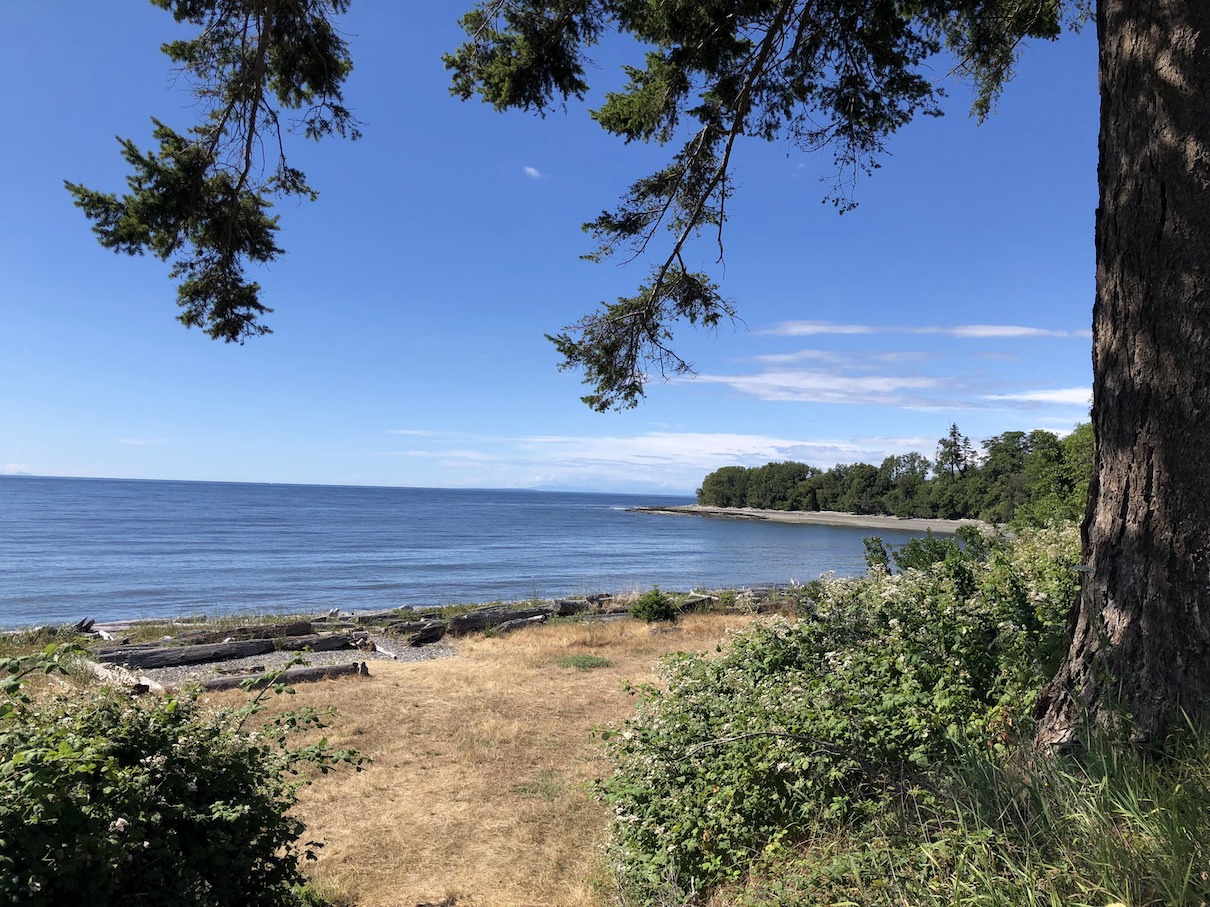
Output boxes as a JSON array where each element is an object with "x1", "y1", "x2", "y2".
[
  {"x1": 598, "y1": 525, "x2": 1079, "y2": 903},
  {"x1": 0, "y1": 652, "x2": 360, "y2": 906}
]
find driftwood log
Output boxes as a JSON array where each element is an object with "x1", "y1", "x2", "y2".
[
  {"x1": 199, "y1": 661, "x2": 369, "y2": 692},
  {"x1": 351, "y1": 609, "x2": 415, "y2": 625},
  {"x1": 375, "y1": 598, "x2": 597, "y2": 642},
  {"x1": 447, "y1": 600, "x2": 590, "y2": 636},
  {"x1": 171, "y1": 620, "x2": 314, "y2": 645},
  {"x1": 382, "y1": 619, "x2": 449, "y2": 646},
  {"x1": 493, "y1": 615, "x2": 548, "y2": 634},
  {"x1": 83, "y1": 659, "x2": 165, "y2": 694},
  {"x1": 95, "y1": 632, "x2": 368, "y2": 669}
]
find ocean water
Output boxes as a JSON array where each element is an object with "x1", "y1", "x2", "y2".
[{"x1": 0, "y1": 476, "x2": 931, "y2": 629}]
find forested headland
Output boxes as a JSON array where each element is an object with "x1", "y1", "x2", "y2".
[{"x1": 697, "y1": 423, "x2": 1092, "y2": 524}]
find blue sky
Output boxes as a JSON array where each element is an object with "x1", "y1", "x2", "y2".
[{"x1": 0, "y1": 4, "x2": 1096, "y2": 494}]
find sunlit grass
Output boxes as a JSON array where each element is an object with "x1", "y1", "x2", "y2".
[{"x1": 204, "y1": 612, "x2": 759, "y2": 907}]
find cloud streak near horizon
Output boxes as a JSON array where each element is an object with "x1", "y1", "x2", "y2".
[
  {"x1": 686, "y1": 364, "x2": 1091, "y2": 410},
  {"x1": 381, "y1": 428, "x2": 942, "y2": 492},
  {"x1": 763, "y1": 320, "x2": 1091, "y2": 339},
  {"x1": 692, "y1": 370, "x2": 946, "y2": 406},
  {"x1": 984, "y1": 387, "x2": 1093, "y2": 405}
]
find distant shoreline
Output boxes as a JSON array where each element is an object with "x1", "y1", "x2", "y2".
[{"x1": 628, "y1": 504, "x2": 984, "y2": 535}]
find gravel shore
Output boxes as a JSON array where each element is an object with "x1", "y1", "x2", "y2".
[{"x1": 628, "y1": 504, "x2": 985, "y2": 534}]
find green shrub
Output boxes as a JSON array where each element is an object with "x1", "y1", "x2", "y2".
[
  {"x1": 557, "y1": 654, "x2": 614, "y2": 671},
  {"x1": 630, "y1": 586, "x2": 679, "y2": 623},
  {"x1": 0, "y1": 650, "x2": 360, "y2": 907},
  {"x1": 598, "y1": 526, "x2": 1080, "y2": 903}
]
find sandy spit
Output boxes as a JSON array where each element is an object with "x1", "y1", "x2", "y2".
[{"x1": 628, "y1": 504, "x2": 985, "y2": 534}]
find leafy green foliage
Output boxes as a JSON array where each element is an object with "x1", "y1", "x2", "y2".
[
  {"x1": 597, "y1": 526, "x2": 1079, "y2": 902},
  {"x1": 67, "y1": 0, "x2": 358, "y2": 341},
  {"x1": 548, "y1": 273, "x2": 736, "y2": 411},
  {"x1": 446, "y1": 1, "x2": 604, "y2": 113},
  {"x1": 629, "y1": 586, "x2": 679, "y2": 623},
  {"x1": 0, "y1": 650, "x2": 361, "y2": 906},
  {"x1": 450, "y1": 0, "x2": 1074, "y2": 409},
  {"x1": 0, "y1": 644, "x2": 81, "y2": 714}
]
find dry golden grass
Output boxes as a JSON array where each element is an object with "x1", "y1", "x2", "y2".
[{"x1": 234, "y1": 614, "x2": 758, "y2": 907}]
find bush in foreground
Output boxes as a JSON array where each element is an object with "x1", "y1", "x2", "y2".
[
  {"x1": 630, "y1": 586, "x2": 679, "y2": 623},
  {"x1": 0, "y1": 650, "x2": 360, "y2": 907},
  {"x1": 598, "y1": 525, "x2": 1081, "y2": 903}
]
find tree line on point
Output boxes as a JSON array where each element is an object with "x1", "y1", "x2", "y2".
[{"x1": 696, "y1": 422, "x2": 1092, "y2": 525}]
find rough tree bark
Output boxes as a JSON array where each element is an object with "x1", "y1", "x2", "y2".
[{"x1": 1036, "y1": 0, "x2": 1210, "y2": 746}]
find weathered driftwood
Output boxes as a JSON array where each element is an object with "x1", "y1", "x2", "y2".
[
  {"x1": 493, "y1": 615, "x2": 548, "y2": 634},
  {"x1": 351, "y1": 609, "x2": 417, "y2": 625},
  {"x1": 95, "y1": 632, "x2": 366, "y2": 669},
  {"x1": 381, "y1": 601, "x2": 590, "y2": 642},
  {"x1": 173, "y1": 620, "x2": 314, "y2": 645},
  {"x1": 83, "y1": 659, "x2": 165, "y2": 694},
  {"x1": 277, "y1": 631, "x2": 368, "y2": 653},
  {"x1": 383, "y1": 619, "x2": 448, "y2": 646},
  {"x1": 96, "y1": 638, "x2": 277, "y2": 668},
  {"x1": 447, "y1": 605, "x2": 555, "y2": 636},
  {"x1": 370, "y1": 640, "x2": 400, "y2": 659},
  {"x1": 199, "y1": 661, "x2": 369, "y2": 692}
]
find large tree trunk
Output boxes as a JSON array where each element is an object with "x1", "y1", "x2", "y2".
[{"x1": 1035, "y1": 0, "x2": 1210, "y2": 747}]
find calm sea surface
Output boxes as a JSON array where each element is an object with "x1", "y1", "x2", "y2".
[{"x1": 0, "y1": 476, "x2": 931, "y2": 629}]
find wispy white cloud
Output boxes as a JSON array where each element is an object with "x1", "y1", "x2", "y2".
[
  {"x1": 692, "y1": 369, "x2": 944, "y2": 406},
  {"x1": 117, "y1": 438, "x2": 167, "y2": 446},
  {"x1": 684, "y1": 365, "x2": 1092, "y2": 412},
  {"x1": 1, "y1": 463, "x2": 29, "y2": 475},
  {"x1": 387, "y1": 428, "x2": 438, "y2": 436},
  {"x1": 764, "y1": 321, "x2": 876, "y2": 336},
  {"x1": 977, "y1": 352, "x2": 1021, "y2": 362},
  {"x1": 878, "y1": 351, "x2": 937, "y2": 362},
  {"x1": 938, "y1": 324, "x2": 1075, "y2": 339},
  {"x1": 748, "y1": 349, "x2": 934, "y2": 367},
  {"x1": 984, "y1": 387, "x2": 1092, "y2": 406},
  {"x1": 380, "y1": 429, "x2": 937, "y2": 492},
  {"x1": 523, "y1": 165, "x2": 544, "y2": 179},
  {"x1": 507, "y1": 431, "x2": 934, "y2": 487},
  {"x1": 748, "y1": 349, "x2": 844, "y2": 365},
  {"x1": 763, "y1": 320, "x2": 1089, "y2": 339}
]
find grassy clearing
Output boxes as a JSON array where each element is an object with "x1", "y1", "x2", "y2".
[{"x1": 203, "y1": 613, "x2": 758, "y2": 907}]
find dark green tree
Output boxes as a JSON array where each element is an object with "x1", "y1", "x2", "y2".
[
  {"x1": 745, "y1": 461, "x2": 815, "y2": 509},
  {"x1": 65, "y1": 0, "x2": 359, "y2": 342},
  {"x1": 696, "y1": 465, "x2": 750, "y2": 507},
  {"x1": 935, "y1": 423, "x2": 972, "y2": 480},
  {"x1": 878, "y1": 452, "x2": 933, "y2": 518},
  {"x1": 77, "y1": 0, "x2": 1210, "y2": 745},
  {"x1": 1059, "y1": 421, "x2": 1094, "y2": 510},
  {"x1": 837, "y1": 462, "x2": 883, "y2": 514},
  {"x1": 978, "y1": 430, "x2": 1031, "y2": 523}
]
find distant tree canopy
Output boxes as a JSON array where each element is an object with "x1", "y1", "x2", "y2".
[{"x1": 697, "y1": 422, "x2": 1092, "y2": 525}]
